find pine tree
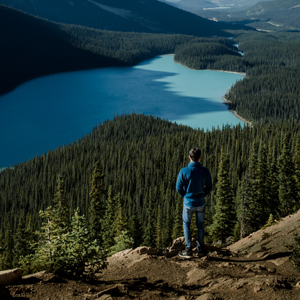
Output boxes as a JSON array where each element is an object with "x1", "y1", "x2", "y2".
[
  {"x1": 13, "y1": 217, "x2": 29, "y2": 267},
  {"x1": 293, "y1": 137, "x2": 300, "y2": 211},
  {"x1": 0, "y1": 229, "x2": 4, "y2": 270},
  {"x1": 210, "y1": 149, "x2": 235, "y2": 244},
  {"x1": 261, "y1": 214, "x2": 276, "y2": 230},
  {"x1": 89, "y1": 161, "x2": 106, "y2": 244},
  {"x1": 163, "y1": 199, "x2": 173, "y2": 247},
  {"x1": 20, "y1": 178, "x2": 107, "y2": 278},
  {"x1": 128, "y1": 208, "x2": 143, "y2": 248},
  {"x1": 102, "y1": 186, "x2": 117, "y2": 249},
  {"x1": 25, "y1": 213, "x2": 36, "y2": 249},
  {"x1": 51, "y1": 175, "x2": 70, "y2": 234},
  {"x1": 20, "y1": 176, "x2": 72, "y2": 274},
  {"x1": 255, "y1": 143, "x2": 270, "y2": 225},
  {"x1": 268, "y1": 143, "x2": 279, "y2": 216},
  {"x1": 172, "y1": 198, "x2": 183, "y2": 241},
  {"x1": 235, "y1": 175, "x2": 248, "y2": 239},
  {"x1": 244, "y1": 143, "x2": 260, "y2": 234},
  {"x1": 56, "y1": 208, "x2": 107, "y2": 278},
  {"x1": 156, "y1": 205, "x2": 163, "y2": 249},
  {"x1": 143, "y1": 196, "x2": 156, "y2": 248},
  {"x1": 113, "y1": 194, "x2": 127, "y2": 237},
  {"x1": 2, "y1": 225, "x2": 14, "y2": 270},
  {"x1": 278, "y1": 136, "x2": 297, "y2": 216}
]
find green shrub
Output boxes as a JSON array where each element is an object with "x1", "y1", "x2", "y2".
[
  {"x1": 261, "y1": 214, "x2": 276, "y2": 230},
  {"x1": 109, "y1": 230, "x2": 134, "y2": 256},
  {"x1": 290, "y1": 234, "x2": 300, "y2": 272},
  {"x1": 20, "y1": 208, "x2": 107, "y2": 279}
]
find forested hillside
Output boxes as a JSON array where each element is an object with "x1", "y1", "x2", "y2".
[
  {"x1": 174, "y1": 31, "x2": 300, "y2": 124},
  {"x1": 0, "y1": 4, "x2": 243, "y2": 96},
  {"x1": 3, "y1": 5, "x2": 300, "y2": 125},
  {"x1": 1, "y1": 114, "x2": 300, "y2": 270},
  {"x1": 0, "y1": 5, "x2": 179, "y2": 95},
  {"x1": 0, "y1": 0, "x2": 247, "y2": 36},
  {"x1": 226, "y1": 32, "x2": 300, "y2": 123}
]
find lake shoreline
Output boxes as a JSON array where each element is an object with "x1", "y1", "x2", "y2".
[
  {"x1": 223, "y1": 97, "x2": 252, "y2": 126},
  {"x1": 173, "y1": 56, "x2": 246, "y2": 76},
  {"x1": 1, "y1": 54, "x2": 250, "y2": 166},
  {"x1": 173, "y1": 56, "x2": 251, "y2": 125}
]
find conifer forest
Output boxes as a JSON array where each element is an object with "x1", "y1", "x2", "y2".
[
  {"x1": 1, "y1": 114, "x2": 300, "y2": 273},
  {"x1": 1, "y1": 4, "x2": 300, "y2": 276}
]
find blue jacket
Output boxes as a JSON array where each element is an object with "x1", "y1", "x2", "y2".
[{"x1": 176, "y1": 161, "x2": 212, "y2": 207}]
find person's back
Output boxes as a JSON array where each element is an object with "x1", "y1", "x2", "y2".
[
  {"x1": 176, "y1": 148, "x2": 212, "y2": 258},
  {"x1": 176, "y1": 161, "x2": 212, "y2": 207}
]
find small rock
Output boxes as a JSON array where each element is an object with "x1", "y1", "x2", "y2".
[
  {"x1": 157, "y1": 282, "x2": 168, "y2": 288},
  {"x1": 254, "y1": 285, "x2": 262, "y2": 292},
  {"x1": 233, "y1": 281, "x2": 247, "y2": 290},
  {"x1": 195, "y1": 293, "x2": 214, "y2": 300},
  {"x1": 111, "y1": 248, "x2": 133, "y2": 257},
  {"x1": 116, "y1": 284, "x2": 128, "y2": 294},
  {"x1": 165, "y1": 250, "x2": 178, "y2": 258},
  {"x1": 88, "y1": 287, "x2": 96, "y2": 293},
  {"x1": 242, "y1": 267, "x2": 253, "y2": 273},
  {"x1": 96, "y1": 286, "x2": 119, "y2": 298},
  {"x1": 254, "y1": 264, "x2": 266, "y2": 271},
  {"x1": 134, "y1": 246, "x2": 159, "y2": 255},
  {"x1": 169, "y1": 237, "x2": 197, "y2": 252},
  {"x1": 267, "y1": 267, "x2": 276, "y2": 273},
  {"x1": 0, "y1": 269, "x2": 22, "y2": 286},
  {"x1": 295, "y1": 281, "x2": 300, "y2": 288},
  {"x1": 201, "y1": 256, "x2": 209, "y2": 261},
  {"x1": 221, "y1": 262, "x2": 233, "y2": 267}
]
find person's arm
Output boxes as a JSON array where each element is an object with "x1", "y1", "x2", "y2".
[
  {"x1": 203, "y1": 170, "x2": 212, "y2": 196},
  {"x1": 176, "y1": 170, "x2": 186, "y2": 198}
]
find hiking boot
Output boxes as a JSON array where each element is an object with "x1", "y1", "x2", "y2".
[
  {"x1": 197, "y1": 249, "x2": 208, "y2": 258},
  {"x1": 178, "y1": 249, "x2": 193, "y2": 258}
]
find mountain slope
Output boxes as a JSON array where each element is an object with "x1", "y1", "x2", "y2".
[
  {"x1": 160, "y1": 0, "x2": 274, "y2": 12},
  {"x1": 171, "y1": 0, "x2": 300, "y2": 31},
  {"x1": 4, "y1": 211, "x2": 300, "y2": 299},
  {"x1": 0, "y1": 4, "x2": 206, "y2": 96},
  {"x1": 242, "y1": 0, "x2": 300, "y2": 30},
  {"x1": 0, "y1": 0, "x2": 249, "y2": 36},
  {"x1": 0, "y1": 5, "x2": 118, "y2": 95},
  {"x1": 206, "y1": 0, "x2": 300, "y2": 31}
]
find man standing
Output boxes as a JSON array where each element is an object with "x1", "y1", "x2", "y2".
[{"x1": 176, "y1": 147, "x2": 212, "y2": 258}]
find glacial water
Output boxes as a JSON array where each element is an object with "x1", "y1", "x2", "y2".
[{"x1": 0, "y1": 55, "x2": 244, "y2": 167}]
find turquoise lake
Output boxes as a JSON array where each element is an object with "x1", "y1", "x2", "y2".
[{"x1": 0, "y1": 55, "x2": 244, "y2": 167}]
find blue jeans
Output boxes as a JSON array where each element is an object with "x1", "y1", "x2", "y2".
[{"x1": 182, "y1": 204, "x2": 205, "y2": 252}]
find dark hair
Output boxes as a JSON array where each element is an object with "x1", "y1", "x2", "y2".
[{"x1": 189, "y1": 148, "x2": 201, "y2": 162}]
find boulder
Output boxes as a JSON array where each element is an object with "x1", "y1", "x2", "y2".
[
  {"x1": 133, "y1": 247, "x2": 159, "y2": 255},
  {"x1": 0, "y1": 268, "x2": 22, "y2": 286},
  {"x1": 169, "y1": 237, "x2": 197, "y2": 252}
]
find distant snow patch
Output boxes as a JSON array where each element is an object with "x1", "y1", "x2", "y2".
[
  {"x1": 289, "y1": 4, "x2": 300, "y2": 9},
  {"x1": 86, "y1": 0, "x2": 131, "y2": 17},
  {"x1": 203, "y1": 7, "x2": 231, "y2": 10}
]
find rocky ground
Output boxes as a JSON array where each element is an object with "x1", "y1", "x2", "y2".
[{"x1": 1, "y1": 211, "x2": 300, "y2": 300}]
